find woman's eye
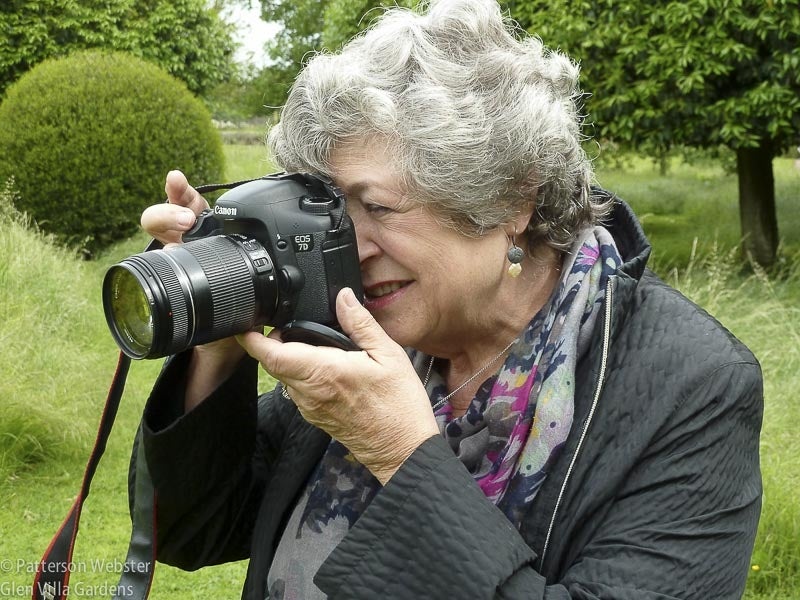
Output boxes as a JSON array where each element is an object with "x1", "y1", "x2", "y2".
[{"x1": 365, "y1": 203, "x2": 393, "y2": 215}]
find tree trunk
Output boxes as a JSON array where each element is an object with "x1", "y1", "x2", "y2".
[{"x1": 737, "y1": 143, "x2": 778, "y2": 268}]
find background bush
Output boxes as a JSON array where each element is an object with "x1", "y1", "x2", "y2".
[{"x1": 0, "y1": 50, "x2": 224, "y2": 255}]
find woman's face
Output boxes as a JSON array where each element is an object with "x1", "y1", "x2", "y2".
[{"x1": 329, "y1": 142, "x2": 513, "y2": 353}]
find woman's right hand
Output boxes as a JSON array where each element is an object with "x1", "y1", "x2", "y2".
[{"x1": 142, "y1": 170, "x2": 247, "y2": 412}]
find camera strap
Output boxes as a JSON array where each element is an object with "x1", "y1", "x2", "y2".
[{"x1": 31, "y1": 352, "x2": 155, "y2": 600}]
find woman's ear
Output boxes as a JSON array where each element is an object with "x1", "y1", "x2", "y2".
[{"x1": 503, "y1": 202, "x2": 536, "y2": 241}]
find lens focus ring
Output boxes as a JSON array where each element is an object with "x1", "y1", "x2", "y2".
[{"x1": 184, "y1": 237, "x2": 256, "y2": 336}]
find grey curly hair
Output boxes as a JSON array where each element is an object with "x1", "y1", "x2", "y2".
[{"x1": 267, "y1": 0, "x2": 610, "y2": 252}]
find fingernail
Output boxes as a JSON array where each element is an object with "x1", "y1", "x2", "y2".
[
  {"x1": 176, "y1": 211, "x2": 194, "y2": 228},
  {"x1": 342, "y1": 287, "x2": 358, "y2": 307}
]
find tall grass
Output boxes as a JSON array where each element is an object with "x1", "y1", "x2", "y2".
[
  {"x1": 0, "y1": 151, "x2": 797, "y2": 599},
  {"x1": 0, "y1": 184, "x2": 105, "y2": 479}
]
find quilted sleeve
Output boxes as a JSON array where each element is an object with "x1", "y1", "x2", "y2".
[
  {"x1": 315, "y1": 434, "x2": 543, "y2": 599},
  {"x1": 133, "y1": 351, "x2": 281, "y2": 570}
]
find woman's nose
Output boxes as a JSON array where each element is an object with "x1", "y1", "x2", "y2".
[
  {"x1": 349, "y1": 212, "x2": 380, "y2": 264},
  {"x1": 355, "y1": 226, "x2": 380, "y2": 263}
]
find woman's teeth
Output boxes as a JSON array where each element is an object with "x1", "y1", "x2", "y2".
[{"x1": 367, "y1": 282, "x2": 405, "y2": 298}]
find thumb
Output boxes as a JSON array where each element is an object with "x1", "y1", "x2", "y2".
[
  {"x1": 336, "y1": 287, "x2": 397, "y2": 358},
  {"x1": 165, "y1": 169, "x2": 208, "y2": 213}
]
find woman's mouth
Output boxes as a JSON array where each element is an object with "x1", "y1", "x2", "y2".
[{"x1": 364, "y1": 281, "x2": 411, "y2": 310}]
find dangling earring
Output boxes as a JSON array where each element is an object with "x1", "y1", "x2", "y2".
[{"x1": 506, "y1": 228, "x2": 524, "y2": 278}]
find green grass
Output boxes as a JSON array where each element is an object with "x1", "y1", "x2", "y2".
[
  {"x1": 0, "y1": 148, "x2": 797, "y2": 599},
  {"x1": 597, "y1": 154, "x2": 800, "y2": 271},
  {"x1": 222, "y1": 142, "x2": 275, "y2": 182}
]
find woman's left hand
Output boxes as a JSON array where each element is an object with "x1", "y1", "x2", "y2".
[{"x1": 236, "y1": 288, "x2": 440, "y2": 485}]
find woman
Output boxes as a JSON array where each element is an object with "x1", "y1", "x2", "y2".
[{"x1": 136, "y1": 0, "x2": 763, "y2": 598}]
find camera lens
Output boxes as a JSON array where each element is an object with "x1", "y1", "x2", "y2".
[
  {"x1": 103, "y1": 235, "x2": 278, "y2": 359},
  {"x1": 104, "y1": 267, "x2": 155, "y2": 357}
]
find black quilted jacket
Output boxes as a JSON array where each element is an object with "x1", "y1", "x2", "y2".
[{"x1": 139, "y1": 197, "x2": 763, "y2": 599}]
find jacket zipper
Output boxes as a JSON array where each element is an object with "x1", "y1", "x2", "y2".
[{"x1": 539, "y1": 276, "x2": 615, "y2": 570}]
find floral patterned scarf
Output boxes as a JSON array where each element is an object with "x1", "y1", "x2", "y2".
[
  {"x1": 425, "y1": 225, "x2": 621, "y2": 526},
  {"x1": 266, "y1": 226, "x2": 622, "y2": 599}
]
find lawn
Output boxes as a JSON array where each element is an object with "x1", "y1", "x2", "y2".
[{"x1": 0, "y1": 145, "x2": 797, "y2": 599}]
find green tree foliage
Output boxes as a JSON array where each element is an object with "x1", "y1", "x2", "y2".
[
  {"x1": 510, "y1": 0, "x2": 800, "y2": 267},
  {"x1": 0, "y1": 50, "x2": 225, "y2": 255},
  {"x1": 206, "y1": 65, "x2": 287, "y2": 121},
  {"x1": 252, "y1": 0, "x2": 416, "y2": 112},
  {"x1": 322, "y1": 0, "x2": 417, "y2": 50},
  {"x1": 0, "y1": 0, "x2": 236, "y2": 97},
  {"x1": 253, "y1": 0, "x2": 332, "y2": 110},
  {"x1": 260, "y1": 0, "x2": 326, "y2": 67}
]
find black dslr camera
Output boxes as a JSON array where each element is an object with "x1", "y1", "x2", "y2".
[{"x1": 102, "y1": 172, "x2": 364, "y2": 359}]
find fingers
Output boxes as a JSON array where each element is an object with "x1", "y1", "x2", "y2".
[
  {"x1": 235, "y1": 331, "x2": 282, "y2": 370},
  {"x1": 238, "y1": 287, "x2": 402, "y2": 379},
  {"x1": 236, "y1": 330, "x2": 344, "y2": 382},
  {"x1": 335, "y1": 288, "x2": 398, "y2": 359},
  {"x1": 141, "y1": 203, "x2": 198, "y2": 245},
  {"x1": 140, "y1": 170, "x2": 210, "y2": 244}
]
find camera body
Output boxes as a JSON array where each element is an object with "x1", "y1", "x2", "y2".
[
  {"x1": 102, "y1": 172, "x2": 364, "y2": 359},
  {"x1": 188, "y1": 172, "x2": 363, "y2": 331}
]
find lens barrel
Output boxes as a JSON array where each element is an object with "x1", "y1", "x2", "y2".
[{"x1": 103, "y1": 235, "x2": 277, "y2": 359}]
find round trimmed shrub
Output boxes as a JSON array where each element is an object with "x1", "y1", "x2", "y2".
[{"x1": 0, "y1": 50, "x2": 224, "y2": 255}]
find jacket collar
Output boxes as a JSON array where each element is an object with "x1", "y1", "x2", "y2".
[
  {"x1": 597, "y1": 191, "x2": 653, "y2": 329},
  {"x1": 598, "y1": 189, "x2": 652, "y2": 281}
]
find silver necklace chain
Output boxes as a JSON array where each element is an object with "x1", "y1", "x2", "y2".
[{"x1": 423, "y1": 337, "x2": 518, "y2": 412}]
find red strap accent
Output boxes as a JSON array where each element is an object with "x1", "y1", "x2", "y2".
[{"x1": 32, "y1": 353, "x2": 156, "y2": 600}]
